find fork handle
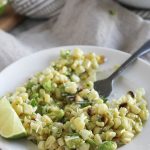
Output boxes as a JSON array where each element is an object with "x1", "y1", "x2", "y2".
[{"x1": 109, "y1": 40, "x2": 150, "y2": 80}]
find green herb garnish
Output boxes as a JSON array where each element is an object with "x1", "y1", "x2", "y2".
[
  {"x1": 76, "y1": 101, "x2": 93, "y2": 108},
  {"x1": 42, "y1": 80, "x2": 52, "y2": 92},
  {"x1": 98, "y1": 141, "x2": 117, "y2": 150},
  {"x1": 109, "y1": 10, "x2": 116, "y2": 16},
  {"x1": 100, "y1": 96, "x2": 108, "y2": 103},
  {"x1": 30, "y1": 99, "x2": 38, "y2": 107}
]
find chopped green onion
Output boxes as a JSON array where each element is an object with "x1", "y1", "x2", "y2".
[
  {"x1": 26, "y1": 81, "x2": 35, "y2": 89},
  {"x1": 100, "y1": 96, "x2": 108, "y2": 103},
  {"x1": 42, "y1": 80, "x2": 52, "y2": 92},
  {"x1": 30, "y1": 93, "x2": 39, "y2": 99},
  {"x1": 86, "y1": 138, "x2": 97, "y2": 146},
  {"x1": 65, "y1": 136, "x2": 84, "y2": 149},
  {"x1": 61, "y1": 50, "x2": 71, "y2": 58},
  {"x1": 98, "y1": 141, "x2": 117, "y2": 150},
  {"x1": 76, "y1": 101, "x2": 93, "y2": 108},
  {"x1": 30, "y1": 99, "x2": 38, "y2": 107}
]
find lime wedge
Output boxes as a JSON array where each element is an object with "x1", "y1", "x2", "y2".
[{"x1": 0, "y1": 98, "x2": 26, "y2": 138}]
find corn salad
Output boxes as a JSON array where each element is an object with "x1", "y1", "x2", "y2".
[{"x1": 1, "y1": 49, "x2": 149, "y2": 150}]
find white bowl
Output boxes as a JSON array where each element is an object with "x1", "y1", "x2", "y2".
[
  {"x1": 0, "y1": 46, "x2": 150, "y2": 150},
  {"x1": 118, "y1": 0, "x2": 150, "y2": 9}
]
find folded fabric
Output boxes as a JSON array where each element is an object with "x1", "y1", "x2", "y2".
[
  {"x1": 0, "y1": 30, "x2": 31, "y2": 71},
  {"x1": 17, "y1": 0, "x2": 150, "y2": 55}
]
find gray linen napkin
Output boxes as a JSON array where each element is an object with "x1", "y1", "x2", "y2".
[
  {"x1": 0, "y1": 31, "x2": 31, "y2": 71},
  {"x1": 0, "y1": 0, "x2": 150, "y2": 71}
]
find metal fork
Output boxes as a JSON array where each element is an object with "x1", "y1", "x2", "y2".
[{"x1": 94, "y1": 40, "x2": 150, "y2": 98}]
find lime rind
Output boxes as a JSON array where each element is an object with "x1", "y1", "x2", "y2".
[{"x1": 0, "y1": 98, "x2": 26, "y2": 139}]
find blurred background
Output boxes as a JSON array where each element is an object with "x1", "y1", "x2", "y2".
[
  {"x1": 1, "y1": 0, "x2": 150, "y2": 34},
  {"x1": 0, "y1": 0, "x2": 150, "y2": 71}
]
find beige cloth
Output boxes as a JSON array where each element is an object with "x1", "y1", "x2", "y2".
[{"x1": 0, "y1": 0, "x2": 150, "y2": 71}]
